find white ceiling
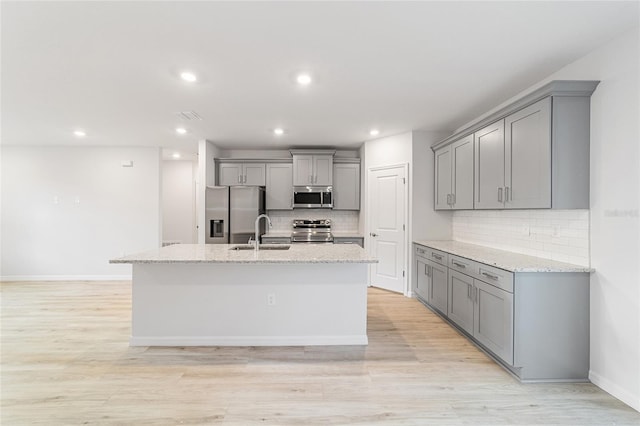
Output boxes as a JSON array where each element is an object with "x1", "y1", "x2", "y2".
[{"x1": 2, "y1": 1, "x2": 638, "y2": 154}]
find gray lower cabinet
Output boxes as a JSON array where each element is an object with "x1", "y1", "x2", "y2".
[
  {"x1": 415, "y1": 256, "x2": 430, "y2": 301},
  {"x1": 413, "y1": 243, "x2": 588, "y2": 381},
  {"x1": 448, "y1": 270, "x2": 475, "y2": 335},
  {"x1": 427, "y1": 259, "x2": 448, "y2": 315},
  {"x1": 266, "y1": 163, "x2": 293, "y2": 210},
  {"x1": 333, "y1": 237, "x2": 364, "y2": 247},
  {"x1": 474, "y1": 279, "x2": 514, "y2": 365},
  {"x1": 261, "y1": 236, "x2": 291, "y2": 244},
  {"x1": 414, "y1": 246, "x2": 448, "y2": 315}
]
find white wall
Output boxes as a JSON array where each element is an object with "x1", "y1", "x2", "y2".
[
  {"x1": 362, "y1": 131, "x2": 453, "y2": 295},
  {"x1": 552, "y1": 28, "x2": 638, "y2": 412},
  {"x1": 162, "y1": 160, "x2": 197, "y2": 244},
  {"x1": 0, "y1": 146, "x2": 161, "y2": 280},
  {"x1": 452, "y1": 27, "x2": 639, "y2": 410}
]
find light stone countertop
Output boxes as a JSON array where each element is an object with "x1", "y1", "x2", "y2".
[
  {"x1": 110, "y1": 243, "x2": 378, "y2": 264},
  {"x1": 414, "y1": 240, "x2": 593, "y2": 273}
]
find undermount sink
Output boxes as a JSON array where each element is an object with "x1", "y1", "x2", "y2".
[{"x1": 229, "y1": 244, "x2": 291, "y2": 251}]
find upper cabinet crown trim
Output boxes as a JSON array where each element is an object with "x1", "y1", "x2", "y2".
[
  {"x1": 216, "y1": 158, "x2": 292, "y2": 164},
  {"x1": 431, "y1": 80, "x2": 600, "y2": 151},
  {"x1": 289, "y1": 149, "x2": 337, "y2": 156}
]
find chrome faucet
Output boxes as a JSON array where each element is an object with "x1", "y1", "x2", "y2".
[{"x1": 254, "y1": 214, "x2": 272, "y2": 251}]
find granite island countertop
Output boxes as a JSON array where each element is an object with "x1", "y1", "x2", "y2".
[
  {"x1": 111, "y1": 243, "x2": 378, "y2": 264},
  {"x1": 414, "y1": 240, "x2": 593, "y2": 273}
]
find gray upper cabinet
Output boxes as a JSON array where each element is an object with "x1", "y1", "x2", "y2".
[
  {"x1": 474, "y1": 120, "x2": 505, "y2": 209},
  {"x1": 435, "y1": 135, "x2": 474, "y2": 210},
  {"x1": 333, "y1": 163, "x2": 360, "y2": 210},
  {"x1": 266, "y1": 163, "x2": 293, "y2": 210},
  {"x1": 505, "y1": 97, "x2": 551, "y2": 209},
  {"x1": 434, "y1": 146, "x2": 452, "y2": 210},
  {"x1": 218, "y1": 162, "x2": 266, "y2": 186},
  {"x1": 292, "y1": 153, "x2": 333, "y2": 186},
  {"x1": 433, "y1": 80, "x2": 599, "y2": 210}
]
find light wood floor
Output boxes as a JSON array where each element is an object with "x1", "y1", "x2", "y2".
[{"x1": 1, "y1": 281, "x2": 638, "y2": 425}]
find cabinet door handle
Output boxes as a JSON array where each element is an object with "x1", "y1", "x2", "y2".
[
  {"x1": 238, "y1": 174, "x2": 242, "y2": 183},
  {"x1": 498, "y1": 187, "x2": 503, "y2": 202},
  {"x1": 424, "y1": 264, "x2": 430, "y2": 277},
  {"x1": 446, "y1": 194, "x2": 451, "y2": 205},
  {"x1": 451, "y1": 193, "x2": 456, "y2": 206},
  {"x1": 432, "y1": 253, "x2": 442, "y2": 261},
  {"x1": 467, "y1": 283, "x2": 472, "y2": 299},
  {"x1": 452, "y1": 261, "x2": 466, "y2": 268},
  {"x1": 505, "y1": 186, "x2": 510, "y2": 202},
  {"x1": 481, "y1": 271, "x2": 499, "y2": 280}
]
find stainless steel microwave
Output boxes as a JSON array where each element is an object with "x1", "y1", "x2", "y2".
[{"x1": 293, "y1": 186, "x2": 333, "y2": 209}]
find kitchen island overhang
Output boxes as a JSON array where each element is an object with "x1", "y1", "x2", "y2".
[{"x1": 110, "y1": 244, "x2": 377, "y2": 347}]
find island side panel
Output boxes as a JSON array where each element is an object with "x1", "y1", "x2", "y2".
[
  {"x1": 513, "y1": 272, "x2": 590, "y2": 381},
  {"x1": 131, "y1": 262, "x2": 368, "y2": 346}
]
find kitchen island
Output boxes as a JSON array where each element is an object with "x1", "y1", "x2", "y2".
[{"x1": 110, "y1": 243, "x2": 377, "y2": 347}]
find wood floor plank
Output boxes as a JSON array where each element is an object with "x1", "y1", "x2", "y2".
[{"x1": 1, "y1": 281, "x2": 639, "y2": 425}]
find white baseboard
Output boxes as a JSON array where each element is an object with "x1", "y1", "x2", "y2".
[
  {"x1": 130, "y1": 335, "x2": 369, "y2": 347},
  {"x1": 0, "y1": 274, "x2": 131, "y2": 282},
  {"x1": 589, "y1": 370, "x2": 640, "y2": 412}
]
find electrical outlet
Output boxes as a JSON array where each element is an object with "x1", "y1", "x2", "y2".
[{"x1": 267, "y1": 293, "x2": 276, "y2": 306}]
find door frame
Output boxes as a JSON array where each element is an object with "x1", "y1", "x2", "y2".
[{"x1": 366, "y1": 163, "x2": 410, "y2": 295}]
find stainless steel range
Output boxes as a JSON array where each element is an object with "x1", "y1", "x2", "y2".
[{"x1": 292, "y1": 219, "x2": 333, "y2": 243}]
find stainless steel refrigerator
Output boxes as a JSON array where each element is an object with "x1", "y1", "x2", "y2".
[{"x1": 205, "y1": 186, "x2": 266, "y2": 244}]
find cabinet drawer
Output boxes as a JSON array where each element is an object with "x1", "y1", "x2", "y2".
[
  {"x1": 414, "y1": 245, "x2": 448, "y2": 265},
  {"x1": 449, "y1": 255, "x2": 481, "y2": 277},
  {"x1": 261, "y1": 237, "x2": 291, "y2": 244},
  {"x1": 475, "y1": 264, "x2": 513, "y2": 293},
  {"x1": 415, "y1": 245, "x2": 429, "y2": 258}
]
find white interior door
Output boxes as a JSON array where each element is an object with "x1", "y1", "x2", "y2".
[{"x1": 368, "y1": 165, "x2": 407, "y2": 293}]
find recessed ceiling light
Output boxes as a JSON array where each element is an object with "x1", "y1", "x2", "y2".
[
  {"x1": 180, "y1": 72, "x2": 197, "y2": 82},
  {"x1": 73, "y1": 130, "x2": 86, "y2": 137},
  {"x1": 175, "y1": 127, "x2": 187, "y2": 135},
  {"x1": 273, "y1": 128, "x2": 285, "y2": 136},
  {"x1": 296, "y1": 73, "x2": 312, "y2": 85},
  {"x1": 369, "y1": 129, "x2": 380, "y2": 136},
  {"x1": 172, "y1": 153, "x2": 181, "y2": 159}
]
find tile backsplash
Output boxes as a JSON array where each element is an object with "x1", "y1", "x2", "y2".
[
  {"x1": 267, "y1": 210, "x2": 359, "y2": 232},
  {"x1": 453, "y1": 210, "x2": 590, "y2": 266}
]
